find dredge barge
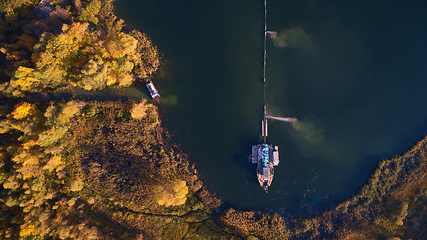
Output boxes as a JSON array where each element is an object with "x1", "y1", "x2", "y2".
[
  {"x1": 250, "y1": 143, "x2": 279, "y2": 193},
  {"x1": 250, "y1": 105, "x2": 280, "y2": 193},
  {"x1": 249, "y1": 0, "x2": 280, "y2": 193}
]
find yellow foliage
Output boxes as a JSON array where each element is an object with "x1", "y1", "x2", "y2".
[
  {"x1": 15, "y1": 66, "x2": 34, "y2": 75},
  {"x1": 105, "y1": 33, "x2": 138, "y2": 58},
  {"x1": 36, "y1": 22, "x2": 89, "y2": 85},
  {"x1": 121, "y1": 60, "x2": 134, "y2": 72},
  {"x1": 36, "y1": 125, "x2": 69, "y2": 147},
  {"x1": 12, "y1": 66, "x2": 40, "y2": 91},
  {"x1": 13, "y1": 77, "x2": 39, "y2": 90},
  {"x1": 44, "y1": 103, "x2": 57, "y2": 119},
  {"x1": 67, "y1": 197, "x2": 78, "y2": 207},
  {"x1": 19, "y1": 224, "x2": 35, "y2": 237},
  {"x1": 70, "y1": 178, "x2": 84, "y2": 192},
  {"x1": 22, "y1": 140, "x2": 36, "y2": 150},
  {"x1": 79, "y1": 59, "x2": 110, "y2": 90},
  {"x1": 97, "y1": 45, "x2": 110, "y2": 59},
  {"x1": 44, "y1": 191, "x2": 58, "y2": 200},
  {"x1": 77, "y1": 0, "x2": 101, "y2": 24},
  {"x1": 106, "y1": 73, "x2": 117, "y2": 86},
  {"x1": 12, "y1": 102, "x2": 37, "y2": 120},
  {"x1": 247, "y1": 237, "x2": 259, "y2": 240},
  {"x1": 43, "y1": 155, "x2": 63, "y2": 172},
  {"x1": 153, "y1": 180, "x2": 189, "y2": 207},
  {"x1": 62, "y1": 24, "x2": 70, "y2": 32},
  {"x1": 118, "y1": 73, "x2": 133, "y2": 87},
  {"x1": 12, "y1": 151, "x2": 39, "y2": 166},
  {"x1": 88, "y1": 197, "x2": 96, "y2": 204},
  {"x1": 58, "y1": 101, "x2": 80, "y2": 124},
  {"x1": 173, "y1": 180, "x2": 188, "y2": 199},
  {"x1": 22, "y1": 155, "x2": 39, "y2": 167},
  {"x1": 0, "y1": 120, "x2": 11, "y2": 134},
  {"x1": 130, "y1": 99, "x2": 150, "y2": 119},
  {"x1": 11, "y1": 151, "x2": 28, "y2": 164},
  {"x1": 3, "y1": 176, "x2": 19, "y2": 190},
  {"x1": 17, "y1": 166, "x2": 40, "y2": 180},
  {"x1": 30, "y1": 175, "x2": 46, "y2": 192}
]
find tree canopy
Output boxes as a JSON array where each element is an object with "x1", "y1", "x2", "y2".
[{"x1": 0, "y1": 0, "x2": 160, "y2": 96}]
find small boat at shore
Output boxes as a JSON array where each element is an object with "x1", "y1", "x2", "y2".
[
  {"x1": 250, "y1": 143, "x2": 279, "y2": 193},
  {"x1": 146, "y1": 82, "x2": 160, "y2": 101}
]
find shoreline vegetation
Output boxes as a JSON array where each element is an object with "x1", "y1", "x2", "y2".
[{"x1": 0, "y1": 0, "x2": 426, "y2": 239}]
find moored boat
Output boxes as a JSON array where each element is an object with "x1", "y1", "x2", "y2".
[
  {"x1": 146, "y1": 81, "x2": 160, "y2": 101},
  {"x1": 250, "y1": 143, "x2": 279, "y2": 192}
]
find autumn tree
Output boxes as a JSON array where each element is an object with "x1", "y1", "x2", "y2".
[
  {"x1": 57, "y1": 101, "x2": 81, "y2": 124},
  {"x1": 76, "y1": 0, "x2": 102, "y2": 25},
  {"x1": 0, "y1": 102, "x2": 42, "y2": 135},
  {"x1": 105, "y1": 32, "x2": 138, "y2": 59},
  {"x1": 79, "y1": 59, "x2": 110, "y2": 90},
  {"x1": 36, "y1": 101, "x2": 82, "y2": 147},
  {"x1": 153, "y1": 180, "x2": 189, "y2": 207},
  {"x1": 95, "y1": 0, "x2": 124, "y2": 34},
  {"x1": 0, "y1": 99, "x2": 102, "y2": 239},
  {"x1": 33, "y1": 22, "x2": 90, "y2": 87},
  {"x1": 130, "y1": 99, "x2": 157, "y2": 120},
  {"x1": 11, "y1": 102, "x2": 37, "y2": 120},
  {"x1": 130, "y1": 30, "x2": 160, "y2": 80},
  {"x1": 10, "y1": 66, "x2": 40, "y2": 91}
]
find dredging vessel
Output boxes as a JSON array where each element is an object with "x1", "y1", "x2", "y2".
[
  {"x1": 250, "y1": 106, "x2": 280, "y2": 193},
  {"x1": 250, "y1": 143, "x2": 279, "y2": 193},
  {"x1": 249, "y1": 0, "x2": 280, "y2": 193}
]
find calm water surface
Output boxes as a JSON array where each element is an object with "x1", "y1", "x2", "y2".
[{"x1": 115, "y1": 0, "x2": 427, "y2": 214}]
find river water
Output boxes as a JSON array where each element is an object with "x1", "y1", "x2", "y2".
[{"x1": 115, "y1": 0, "x2": 427, "y2": 214}]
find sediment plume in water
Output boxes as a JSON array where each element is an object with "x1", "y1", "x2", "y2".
[
  {"x1": 270, "y1": 27, "x2": 317, "y2": 53},
  {"x1": 266, "y1": 115, "x2": 297, "y2": 123},
  {"x1": 266, "y1": 31, "x2": 277, "y2": 39},
  {"x1": 266, "y1": 115, "x2": 324, "y2": 145},
  {"x1": 292, "y1": 120, "x2": 324, "y2": 145}
]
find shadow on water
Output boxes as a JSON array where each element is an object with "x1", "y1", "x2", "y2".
[
  {"x1": 343, "y1": 155, "x2": 383, "y2": 197},
  {"x1": 46, "y1": 87, "x2": 154, "y2": 104}
]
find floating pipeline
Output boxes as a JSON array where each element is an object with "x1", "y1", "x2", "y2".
[{"x1": 266, "y1": 115, "x2": 297, "y2": 123}]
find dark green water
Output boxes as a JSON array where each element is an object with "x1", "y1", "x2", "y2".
[{"x1": 115, "y1": 0, "x2": 427, "y2": 214}]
